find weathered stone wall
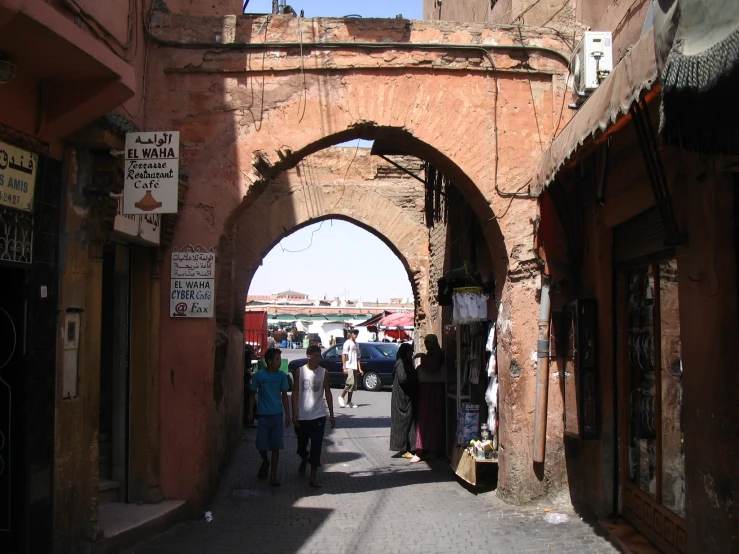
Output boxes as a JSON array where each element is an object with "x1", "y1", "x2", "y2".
[
  {"x1": 422, "y1": 0, "x2": 609, "y2": 33},
  {"x1": 223, "y1": 147, "x2": 430, "y2": 335},
  {"x1": 146, "y1": 13, "x2": 572, "y2": 508}
]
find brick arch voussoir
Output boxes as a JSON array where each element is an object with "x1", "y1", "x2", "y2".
[{"x1": 217, "y1": 179, "x2": 430, "y2": 342}]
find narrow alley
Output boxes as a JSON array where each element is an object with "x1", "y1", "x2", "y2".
[{"x1": 134, "y1": 391, "x2": 618, "y2": 554}]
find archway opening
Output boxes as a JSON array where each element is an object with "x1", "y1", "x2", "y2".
[
  {"x1": 245, "y1": 217, "x2": 417, "y2": 395},
  {"x1": 247, "y1": 217, "x2": 416, "y2": 344}
]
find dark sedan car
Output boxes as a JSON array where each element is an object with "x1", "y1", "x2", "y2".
[{"x1": 288, "y1": 342, "x2": 399, "y2": 391}]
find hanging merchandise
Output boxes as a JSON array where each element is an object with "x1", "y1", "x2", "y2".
[
  {"x1": 485, "y1": 320, "x2": 497, "y2": 376},
  {"x1": 485, "y1": 322, "x2": 496, "y2": 352},
  {"x1": 485, "y1": 375, "x2": 498, "y2": 434},
  {"x1": 452, "y1": 289, "x2": 489, "y2": 323}
]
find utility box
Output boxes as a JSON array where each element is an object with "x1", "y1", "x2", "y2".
[{"x1": 571, "y1": 32, "x2": 613, "y2": 100}]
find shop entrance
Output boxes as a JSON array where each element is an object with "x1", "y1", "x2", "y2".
[
  {"x1": 98, "y1": 244, "x2": 131, "y2": 504},
  {"x1": 0, "y1": 267, "x2": 26, "y2": 553},
  {"x1": 616, "y1": 257, "x2": 686, "y2": 552}
]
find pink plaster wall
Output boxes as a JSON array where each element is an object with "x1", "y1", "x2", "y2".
[{"x1": 147, "y1": 14, "x2": 573, "y2": 506}]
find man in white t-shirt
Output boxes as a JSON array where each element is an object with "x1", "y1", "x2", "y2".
[{"x1": 338, "y1": 329, "x2": 363, "y2": 408}]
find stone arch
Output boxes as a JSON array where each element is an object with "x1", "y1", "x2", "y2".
[
  {"x1": 224, "y1": 147, "x2": 430, "y2": 337},
  {"x1": 153, "y1": 21, "x2": 569, "y2": 503}
]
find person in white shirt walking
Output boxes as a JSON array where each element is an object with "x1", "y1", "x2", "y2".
[
  {"x1": 338, "y1": 329, "x2": 363, "y2": 408},
  {"x1": 292, "y1": 345, "x2": 335, "y2": 488}
]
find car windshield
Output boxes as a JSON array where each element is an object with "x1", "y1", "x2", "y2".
[
  {"x1": 372, "y1": 343, "x2": 399, "y2": 358},
  {"x1": 324, "y1": 346, "x2": 342, "y2": 359}
]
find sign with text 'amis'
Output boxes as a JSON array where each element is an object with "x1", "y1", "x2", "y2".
[
  {"x1": 124, "y1": 131, "x2": 179, "y2": 215},
  {"x1": 170, "y1": 248, "x2": 215, "y2": 318},
  {"x1": 0, "y1": 140, "x2": 37, "y2": 212}
]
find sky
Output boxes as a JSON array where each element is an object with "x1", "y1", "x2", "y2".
[
  {"x1": 243, "y1": 1, "x2": 421, "y2": 302},
  {"x1": 248, "y1": 218, "x2": 414, "y2": 302},
  {"x1": 243, "y1": 0, "x2": 422, "y2": 19}
]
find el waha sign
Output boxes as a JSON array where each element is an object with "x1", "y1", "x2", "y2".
[
  {"x1": 124, "y1": 131, "x2": 179, "y2": 215},
  {"x1": 0, "y1": 140, "x2": 37, "y2": 212}
]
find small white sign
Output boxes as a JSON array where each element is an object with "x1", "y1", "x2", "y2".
[
  {"x1": 0, "y1": 140, "x2": 37, "y2": 212},
  {"x1": 170, "y1": 249, "x2": 215, "y2": 318},
  {"x1": 124, "y1": 131, "x2": 179, "y2": 215},
  {"x1": 112, "y1": 194, "x2": 161, "y2": 245}
]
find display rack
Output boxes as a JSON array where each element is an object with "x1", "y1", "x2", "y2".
[{"x1": 444, "y1": 322, "x2": 498, "y2": 486}]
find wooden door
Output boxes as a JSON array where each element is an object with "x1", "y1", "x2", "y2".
[{"x1": 617, "y1": 261, "x2": 687, "y2": 553}]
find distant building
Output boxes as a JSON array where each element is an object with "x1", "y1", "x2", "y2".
[{"x1": 274, "y1": 290, "x2": 308, "y2": 300}]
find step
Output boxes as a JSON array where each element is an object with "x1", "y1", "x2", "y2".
[
  {"x1": 98, "y1": 479, "x2": 120, "y2": 505},
  {"x1": 599, "y1": 518, "x2": 662, "y2": 554},
  {"x1": 94, "y1": 500, "x2": 188, "y2": 554}
]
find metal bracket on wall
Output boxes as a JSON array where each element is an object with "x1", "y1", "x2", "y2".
[{"x1": 630, "y1": 99, "x2": 686, "y2": 246}]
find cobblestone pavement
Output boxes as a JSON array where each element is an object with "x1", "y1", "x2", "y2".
[{"x1": 134, "y1": 390, "x2": 620, "y2": 554}]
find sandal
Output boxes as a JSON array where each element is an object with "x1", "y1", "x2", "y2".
[
  {"x1": 409, "y1": 455, "x2": 422, "y2": 464},
  {"x1": 298, "y1": 457, "x2": 308, "y2": 476},
  {"x1": 401, "y1": 452, "x2": 414, "y2": 459},
  {"x1": 308, "y1": 481, "x2": 322, "y2": 488}
]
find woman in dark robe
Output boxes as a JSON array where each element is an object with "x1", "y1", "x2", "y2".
[
  {"x1": 390, "y1": 342, "x2": 418, "y2": 459},
  {"x1": 411, "y1": 334, "x2": 445, "y2": 463}
]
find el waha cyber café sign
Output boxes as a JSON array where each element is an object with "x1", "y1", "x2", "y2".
[
  {"x1": 0, "y1": 140, "x2": 37, "y2": 212},
  {"x1": 124, "y1": 131, "x2": 179, "y2": 214},
  {"x1": 170, "y1": 247, "x2": 215, "y2": 318}
]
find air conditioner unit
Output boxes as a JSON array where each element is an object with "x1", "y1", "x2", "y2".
[{"x1": 570, "y1": 31, "x2": 613, "y2": 99}]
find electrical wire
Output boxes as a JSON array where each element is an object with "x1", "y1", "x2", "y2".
[
  {"x1": 61, "y1": 0, "x2": 137, "y2": 61},
  {"x1": 122, "y1": 1, "x2": 155, "y2": 120},
  {"x1": 297, "y1": 16, "x2": 307, "y2": 123},
  {"x1": 278, "y1": 219, "x2": 329, "y2": 253},
  {"x1": 277, "y1": 140, "x2": 362, "y2": 254},
  {"x1": 490, "y1": 179, "x2": 532, "y2": 221},
  {"x1": 550, "y1": 0, "x2": 579, "y2": 142},
  {"x1": 517, "y1": 25, "x2": 545, "y2": 153}
]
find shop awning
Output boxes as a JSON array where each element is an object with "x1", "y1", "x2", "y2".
[
  {"x1": 654, "y1": 0, "x2": 739, "y2": 153},
  {"x1": 378, "y1": 312, "x2": 414, "y2": 329},
  {"x1": 534, "y1": 29, "x2": 659, "y2": 192}
]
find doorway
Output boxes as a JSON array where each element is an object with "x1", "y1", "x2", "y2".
[
  {"x1": 0, "y1": 267, "x2": 26, "y2": 553},
  {"x1": 99, "y1": 244, "x2": 131, "y2": 504},
  {"x1": 616, "y1": 259, "x2": 686, "y2": 552}
]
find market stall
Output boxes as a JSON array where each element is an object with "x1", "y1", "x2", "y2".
[
  {"x1": 444, "y1": 288, "x2": 498, "y2": 486},
  {"x1": 377, "y1": 311, "x2": 415, "y2": 342}
]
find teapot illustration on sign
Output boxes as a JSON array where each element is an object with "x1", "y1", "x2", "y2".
[{"x1": 134, "y1": 191, "x2": 163, "y2": 211}]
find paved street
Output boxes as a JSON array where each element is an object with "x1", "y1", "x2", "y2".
[{"x1": 134, "y1": 390, "x2": 620, "y2": 554}]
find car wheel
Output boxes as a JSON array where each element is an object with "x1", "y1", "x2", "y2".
[{"x1": 363, "y1": 372, "x2": 382, "y2": 392}]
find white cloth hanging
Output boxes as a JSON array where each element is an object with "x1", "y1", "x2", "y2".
[
  {"x1": 452, "y1": 292, "x2": 489, "y2": 323},
  {"x1": 485, "y1": 375, "x2": 498, "y2": 432},
  {"x1": 485, "y1": 323, "x2": 496, "y2": 352}
]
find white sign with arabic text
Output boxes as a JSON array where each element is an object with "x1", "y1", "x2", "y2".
[
  {"x1": 170, "y1": 250, "x2": 215, "y2": 318},
  {"x1": 124, "y1": 131, "x2": 179, "y2": 215},
  {"x1": 0, "y1": 140, "x2": 37, "y2": 212}
]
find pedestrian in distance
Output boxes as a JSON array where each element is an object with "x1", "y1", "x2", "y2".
[
  {"x1": 390, "y1": 342, "x2": 418, "y2": 459},
  {"x1": 338, "y1": 329, "x2": 363, "y2": 408},
  {"x1": 247, "y1": 348, "x2": 291, "y2": 486},
  {"x1": 411, "y1": 333, "x2": 445, "y2": 464},
  {"x1": 293, "y1": 345, "x2": 336, "y2": 488}
]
